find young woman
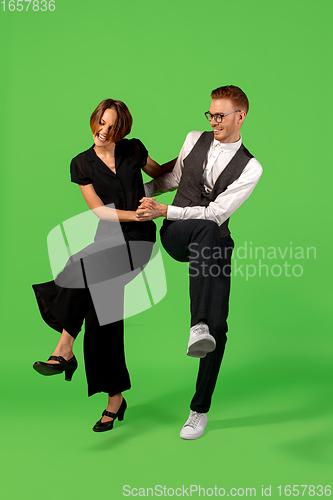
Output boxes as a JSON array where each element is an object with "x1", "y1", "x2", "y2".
[{"x1": 32, "y1": 99, "x2": 162, "y2": 432}]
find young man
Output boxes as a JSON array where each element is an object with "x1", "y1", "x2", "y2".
[{"x1": 136, "y1": 85, "x2": 263, "y2": 439}]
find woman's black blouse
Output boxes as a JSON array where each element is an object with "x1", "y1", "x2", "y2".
[{"x1": 70, "y1": 138, "x2": 156, "y2": 242}]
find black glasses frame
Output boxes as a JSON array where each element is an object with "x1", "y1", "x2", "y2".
[{"x1": 204, "y1": 110, "x2": 241, "y2": 123}]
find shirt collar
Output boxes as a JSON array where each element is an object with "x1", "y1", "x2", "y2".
[
  {"x1": 212, "y1": 134, "x2": 242, "y2": 152},
  {"x1": 85, "y1": 144, "x2": 98, "y2": 162},
  {"x1": 85, "y1": 142, "x2": 120, "y2": 162},
  {"x1": 84, "y1": 144, "x2": 117, "y2": 177}
]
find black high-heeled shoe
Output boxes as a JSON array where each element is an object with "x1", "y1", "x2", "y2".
[
  {"x1": 33, "y1": 355, "x2": 78, "y2": 381},
  {"x1": 93, "y1": 397, "x2": 127, "y2": 432}
]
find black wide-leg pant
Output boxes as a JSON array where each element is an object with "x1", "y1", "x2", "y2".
[
  {"x1": 84, "y1": 306, "x2": 130, "y2": 397},
  {"x1": 32, "y1": 239, "x2": 153, "y2": 397},
  {"x1": 160, "y1": 219, "x2": 234, "y2": 413},
  {"x1": 32, "y1": 275, "x2": 131, "y2": 397}
]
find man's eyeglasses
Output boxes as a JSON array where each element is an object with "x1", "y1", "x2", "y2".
[{"x1": 204, "y1": 110, "x2": 241, "y2": 123}]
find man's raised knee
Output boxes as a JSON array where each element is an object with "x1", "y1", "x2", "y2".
[{"x1": 192, "y1": 220, "x2": 220, "y2": 240}]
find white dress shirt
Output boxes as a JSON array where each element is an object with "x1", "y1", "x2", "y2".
[{"x1": 144, "y1": 131, "x2": 263, "y2": 226}]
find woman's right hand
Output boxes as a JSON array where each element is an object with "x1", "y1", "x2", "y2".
[
  {"x1": 135, "y1": 199, "x2": 168, "y2": 221},
  {"x1": 137, "y1": 197, "x2": 158, "y2": 210}
]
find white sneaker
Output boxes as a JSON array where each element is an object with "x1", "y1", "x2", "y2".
[
  {"x1": 179, "y1": 410, "x2": 208, "y2": 440},
  {"x1": 187, "y1": 322, "x2": 216, "y2": 358}
]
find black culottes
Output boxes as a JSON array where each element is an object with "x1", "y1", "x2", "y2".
[{"x1": 32, "y1": 238, "x2": 154, "y2": 397}]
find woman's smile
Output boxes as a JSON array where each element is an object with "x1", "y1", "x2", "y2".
[
  {"x1": 93, "y1": 107, "x2": 118, "y2": 147},
  {"x1": 96, "y1": 133, "x2": 108, "y2": 142}
]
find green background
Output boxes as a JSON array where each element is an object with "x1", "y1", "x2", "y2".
[{"x1": 1, "y1": 0, "x2": 332, "y2": 498}]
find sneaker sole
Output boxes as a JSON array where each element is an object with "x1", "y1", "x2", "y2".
[{"x1": 180, "y1": 430, "x2": 205, "y2": 439}]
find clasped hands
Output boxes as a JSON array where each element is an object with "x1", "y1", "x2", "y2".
[{"x1": 134, "y1": 197, "x2": 168, "y2": 221}]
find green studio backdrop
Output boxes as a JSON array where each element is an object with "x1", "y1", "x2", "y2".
[{"x1": 1, "y1": 0, "x2": 332, "y2": 498}]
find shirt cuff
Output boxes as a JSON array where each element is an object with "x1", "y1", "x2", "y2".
[{"x1": 167, "y1": 205, "x2": 183, "y2": 220}]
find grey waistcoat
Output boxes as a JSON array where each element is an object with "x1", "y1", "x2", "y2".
[{"x1": 171, "y1": 131, "x2": 254, "y2": 237}]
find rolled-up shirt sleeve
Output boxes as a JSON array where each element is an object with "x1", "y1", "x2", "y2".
[
  {"x1": 144, "y1": 159, "x2": 180, "y2": 197},
  {"x1": 144, "y1": 131, "x2": 202, "y2": 197}
]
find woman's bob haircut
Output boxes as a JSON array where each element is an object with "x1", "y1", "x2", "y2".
[{"x1": 90, "y1": 99, "x2": 133, "y2": 143}]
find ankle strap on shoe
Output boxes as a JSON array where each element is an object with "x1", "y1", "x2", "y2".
[
  {"x1": 102, "y1": 410, "x2": 117, "y2": 419},
  {"x1": 47, "y1": 355, "x2": 67, "y2": 364}
]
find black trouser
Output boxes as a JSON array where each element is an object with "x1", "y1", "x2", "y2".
[
  {"x1": 160, "y1": 219, "x2": 234, "y2": 413},
  {"x1": 84, "y1": 305, "x2": 131, "y2": 398},
  {"x1": 32, "y1": 239, "x2": 154, "y2": 398}
]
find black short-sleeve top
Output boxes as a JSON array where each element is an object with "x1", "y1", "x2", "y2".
[{"x1": 70, "y1": 138, "x2": 156, "y2": 242}]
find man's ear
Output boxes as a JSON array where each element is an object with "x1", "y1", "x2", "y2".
[{"x1": 239, "y1": 111, "x2": 247, "y2": 125}]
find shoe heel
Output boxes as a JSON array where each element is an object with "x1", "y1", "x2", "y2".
[
  {"x1": 64, "y1": 366, "x2": 77, "y2": 381},
  {"x1": 117, "y1": 399, "x2": 127, "y2": 421}
]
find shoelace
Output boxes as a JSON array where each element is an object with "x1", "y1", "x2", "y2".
[
  {"x1": 184, "y1": 410, "x2": 204, "y2": 429},
  {"x1": 191, "y1": 323, "x2": 206, "y2": 336}
]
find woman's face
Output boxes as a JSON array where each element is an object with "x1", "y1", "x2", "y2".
[{"x1": 93, "y1": 107, "x2": 118, "y2": 147}]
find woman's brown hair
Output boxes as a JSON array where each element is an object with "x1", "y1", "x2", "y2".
[{"x1": 90, "y1": 99, "x2": 133, "y2": 142}]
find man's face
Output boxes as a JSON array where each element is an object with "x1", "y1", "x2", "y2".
[{"x1": 208, "y1": 98, "x2": 245, "y2": 143}]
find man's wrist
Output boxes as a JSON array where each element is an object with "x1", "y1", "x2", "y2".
[{"x1": 161, "y1": 205, "x2": 168, "y2": 218}]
